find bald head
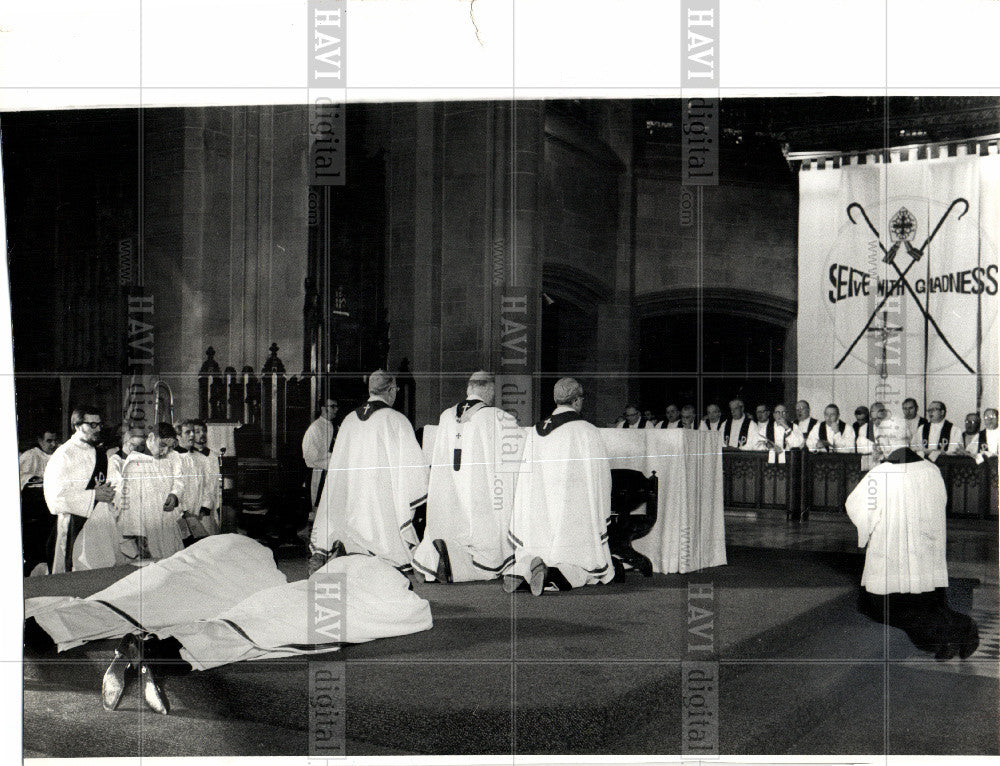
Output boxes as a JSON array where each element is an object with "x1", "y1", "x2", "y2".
[
  {"x1": 466, "y1": 371, "x2": 496, "y2": 405},
  {"x1": 368, "y1": 370, "x2": 398, "y2": 404},
  {"x1": 553, "y1": 377, "x2": 584, "y2": 410},
  {"x1": 875, "y1": 418, "x2": 910, "y2": 458}
]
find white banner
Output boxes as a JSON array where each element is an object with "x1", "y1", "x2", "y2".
[{"x1": 797, "y1": 153, "x2": 1000, "y2": 422}]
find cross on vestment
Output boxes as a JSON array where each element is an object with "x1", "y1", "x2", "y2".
[
  {"x1": 866, "y1": 311, "x2": 904, "y2": 380},
  {"x1": 543, "y1": 418, "x2": 552, "y2": 429}
]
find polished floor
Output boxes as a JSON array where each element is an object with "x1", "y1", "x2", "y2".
[{"x1": 726, "y1": 508, "x2": 1000, "y2": 678}]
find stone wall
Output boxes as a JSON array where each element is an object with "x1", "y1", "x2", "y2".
[{"x1": 142, "y1": 106, "x2": 310, "y2": 421}]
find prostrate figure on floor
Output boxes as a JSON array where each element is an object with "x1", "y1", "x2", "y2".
[
  {"x1": 505, "y1": 377, "x2": 614, "y2": 595},
  {"x1": 412, "y1": 371, "x2": 519, "y2": 583},
  {"x1": 845, "y1": 418, "x2": 978, "y2": 660},
  {"x1": 309, "y1": 370, "x2": 429, "y2": 575},
  {"x1": 43, "y1": 407, "x2": 119, "y2": 573},
  {"x1": 24, "y1": 534, "x2": 434, "y2": 714}
]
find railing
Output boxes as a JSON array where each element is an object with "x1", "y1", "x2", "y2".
[
  {"x1": 197, "y1": 345, "x2": 312, "y2": 458},
  {"x1": 723, "y1": 449, "x2": 998, "y2": 519}
]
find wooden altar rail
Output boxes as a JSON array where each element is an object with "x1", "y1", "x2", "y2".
[{"x1": 723, "y1": 449, "x2": 998, "y2": 519}]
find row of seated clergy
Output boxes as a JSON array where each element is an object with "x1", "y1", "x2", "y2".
[
  {"x1": 42, "y1": 411, "x2": 222, "y2": 575},
  {"x1": 309, "y1": 371, "x2": 615, "y2": 594}
]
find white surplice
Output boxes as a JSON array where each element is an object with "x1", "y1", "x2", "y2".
[
  {"x1": 18, "y1": 446, "x2": 51, "y2": 491},
  {"x1": 845, "y1": 453, "x2": 949, "y2": 595},
  {"x1": 507, "y1": 407, "x2": 614, "y2": 588},
  {"x1": 302, "y1": 416, "x2": 336, "y2": 505},
  {"x1": 311, "y1": 401, "x2": 429, "y2": 568},
  {"x1": 411, "y1": 402, "x2": 520, "y2": 581},
  {"x1": 117, "y1": 451, "x2": 186, "y2": 559},
  {"x1": 43, "y1": 433, "x2": 119, "y2": 573}
]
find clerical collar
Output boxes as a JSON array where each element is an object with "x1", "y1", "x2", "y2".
[
  {"x1": 537, "y1": 408, "x2": 582, "y2": 436},
  {"x1": 884, "y1": 447, "x2": 924, "y2": 464},
  {"x1": 356, "y1": 399, "x2": 391, "y2": 421}
]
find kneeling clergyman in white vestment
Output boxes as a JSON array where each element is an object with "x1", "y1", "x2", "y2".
[
  {"x1": 505, "y1": 377, "x2": 614, "y2": 595},
  {"x1": 24, "y1": 534, "x2": 433, "y2": 672},
  {"x1": 412, "y1": 372, "x2": 519, "y2": 582},
  {"x1": 117, "y1": 424, "x2": 187, "y2": 561},
  {"x1": 310, "y1": 370, "x2": 429, "y2": 574},
  {"x1": 845, "y1": 419, "x2": 978, "y2": 660}
]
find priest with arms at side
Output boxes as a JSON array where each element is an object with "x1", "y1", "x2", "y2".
[
  {"x1": 845, "y1": 418, "x2": 978, "y2": 660},
  {"x1": 309, "y1": 370, "x2": 429, "y2": 575},
  {"x1": 412, "y1": 371, "x2": 519, "y2": 583},
  {"x1": 504, "y1": 377, "x2": 614, "y2": 595}
]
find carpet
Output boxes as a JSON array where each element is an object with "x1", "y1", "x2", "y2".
[{"x1": 22, "y1": 545, "x2": 998, "y2": 757}]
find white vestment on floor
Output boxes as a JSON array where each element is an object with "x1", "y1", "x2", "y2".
[
  {"x1": 311, "y1": 401, "x2": 429, "y2": 568},
  {"x1": 412, "y1": 402, "x2": 519, "y2": 581},
  {"x1": 24, "y1": 535, "x2": 433, "y2": 670},
  {"x1": 845, "y1": 454, "x2": 949, "y2": 595},
  {"x1": 508, "y1": 408, "x2": 614, "y2": 587},
  {"x1": 117, "y1": 451, "x2": 186, "y2": 559}
]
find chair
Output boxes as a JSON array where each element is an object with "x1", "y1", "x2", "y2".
[{"x1": 608, "y1": 469, "x2": 659, "y2": 577}]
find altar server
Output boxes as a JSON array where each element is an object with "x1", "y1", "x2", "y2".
[
  {"x1": 310, "y1": 370, "x2": 429, "y2": 574},
  {"x1": 117, "y1": 423, "x2": 187, "y2": 560},
  {"x1": 505, "y1": 377, "x2": 614, "y2": 595},
  {"x1": 845, "y1": 419, "x2": 978, "y2": 660},
  {"x1": 302, "y1": 399, "x2": 339, "y2": 507},
  {"x1": 19, "y1": 428, "x2": 58, "y2": 490},
  {"x1": 412, "y1": 371, "x2": 519, "y2": 583}
]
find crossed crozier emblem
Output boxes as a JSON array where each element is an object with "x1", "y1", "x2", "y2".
[{"x1": 834, "y1": 198, "x2": 973, "y2": 374}]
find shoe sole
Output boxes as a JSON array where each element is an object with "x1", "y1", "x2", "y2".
[
  {"x1": 502, "y1": 575, "x2": 523, "y2": 594},
  {"x1": 528, "y1": 558, "x2": 547, "y2": 596}
]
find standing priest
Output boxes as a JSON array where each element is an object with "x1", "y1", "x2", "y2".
[
  {"x1": 309, "y1": 370, "x2": 428, "y2": 575},
  {"x1": 412, "y1": 371, "x2": 519, "y2": 583},
  {"x1": 43, "y1": 407, "x2": 118, "y2": 573},
  {"x1": 845, "y1": 418, "x2": 978, "y2": 660},
  {"x1": 505, "y1": 377, "x2": 614, "y2": 595}
]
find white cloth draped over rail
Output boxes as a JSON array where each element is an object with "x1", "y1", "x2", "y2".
[
  {"x1": 421, "y1": 425, "x2": 726, "y2": 575},
  {"x1": 24, "y1": 535, "x2": 433, "y2": 670}
]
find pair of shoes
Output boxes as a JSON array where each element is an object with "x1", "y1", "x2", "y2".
[
  {"x1": 528, "y1": 557, "x2": 547, "y2": 597},
  {"x1": 433, "y1": 539, "x2": 452, "y2": 583},
  {"x1": 101, "y1": 633, "x2": 170, "y2": 714},
  {"x1": 102, "y1": 634, "x2": 139, "y2": 711}
]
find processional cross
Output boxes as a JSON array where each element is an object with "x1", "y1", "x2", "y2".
[{"x1": 865, "y1": 311, "x2": 903, "y2": 380}]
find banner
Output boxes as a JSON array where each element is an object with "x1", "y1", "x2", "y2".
[{"x1": 797, "y1": 153, "x2": 999, "y2": 421}]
